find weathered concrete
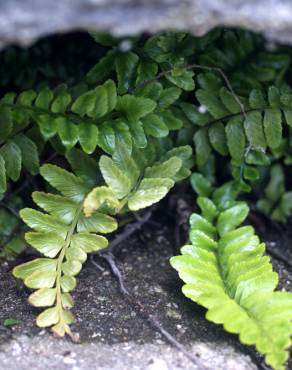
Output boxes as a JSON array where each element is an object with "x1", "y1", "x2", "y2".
[{"x1": 1, "y1": 0, "x2": 292, "y2": 48}]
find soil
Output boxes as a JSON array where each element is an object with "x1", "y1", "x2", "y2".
[{"x1": 0, "y1": 205, "x2": 291, "y2": 370}]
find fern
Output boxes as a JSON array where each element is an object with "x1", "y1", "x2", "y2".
[
  {"x1": 3, "y1": 29, "x2": 292, "y2": 368},
  {"x1": 183, "y1": 78, "x2": 292, "y2": 192},
  {"x1": 171, "y1": 187, "x2": 292, "y2": 370},
  {"x1": 197, "y1": 30, "x2": 290, "y2": 94},
  {"x1": 13, "y1": 142, "x2": 192, "y2": 336}
]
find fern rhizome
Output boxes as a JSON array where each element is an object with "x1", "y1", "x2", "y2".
[{"x1": 0, "y1": 29, "x2": 290, "y2": 369}]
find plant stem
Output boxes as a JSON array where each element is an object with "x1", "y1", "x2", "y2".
[{"x1": 55, "y1": 205, "x2": 82, "y2": 324}]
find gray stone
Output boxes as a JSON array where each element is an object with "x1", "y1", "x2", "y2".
[
  {"x1": 0, "y1": 334, "x2": 257, "y2": 370},
  {"x1": 1, "y1": 0, "x2": 292, "y2": 48}
]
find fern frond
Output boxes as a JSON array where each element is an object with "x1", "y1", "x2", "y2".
[
  {"x1": 171, "y1": 197, "x2": 292, "y2": 370},
  {"x1": 13, "y1": 164, "x2": 112, "y2": 338},
  {"x1": 13, "y1": 141, "x2": 192, "y2": 336}
]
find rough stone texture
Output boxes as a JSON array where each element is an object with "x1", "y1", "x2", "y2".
[
  {"x1": 0, "y1": 335, "x2": 257, "y2": 370},
  {"x1": 1, "y1": 0, "x2": 292, "y2": 49}
]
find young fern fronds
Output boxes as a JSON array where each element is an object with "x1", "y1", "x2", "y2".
[{"x1": 171, "y1": 195, "x2": 292, "y2": 370}]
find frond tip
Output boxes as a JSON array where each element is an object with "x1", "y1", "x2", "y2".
[{"x1": 170, "y1": 198, "x2": 292, "y2": 370}]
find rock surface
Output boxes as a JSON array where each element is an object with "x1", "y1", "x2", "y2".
[{"x1": 1, "y1": 0, "x2": 292, "y2": 48}]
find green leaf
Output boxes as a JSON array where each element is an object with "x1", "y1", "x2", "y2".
[
  {"x1": 65, "y1": 246, "x2": 87, "y2": 264},
  {"x1": 194, "y1": 127, "x2": 211, "y2": 166},
  {"x1": 66, "y1": 148, "x2": 101, "y2": 186},
  {"x1": 97, "y1": 123, "x2": 116, "y2": 154},
  {"x1": 112, "y1": 143, "x2": 140, "y2": 186},
  {"x1": 249, "y1": 89, "x2": 266, "y2": 109},
  {"x1": 225, "y1": 117, "x2": 246, "y2": 163},
  {"x1": 20, "y1": 208, "x2": 68, "y2": 237},
  {"x1": 142, "y1": 114, "x2": 169, "y2": 138},
  {"x1": 208, "y1": 122, "x2": 228, "y2": 156},
  {"x1": 77, "y1": 123, "x2": 99, "y2": 154},
  {"x1": 117, "y1": 95, "x2": 156, "y2": 122},
  {"x1": 104, "y1": 79, "x2": 117, "y2": 112},
  {"x1": 263, "y1": 109, "x2": 282, "y2": 149},
  {"x1": 128, "y1": 186, "x2": 169, "y2": 211},
  {"x1": 115, "y1": 52, "x2": 139, "y2": 93},
  {"x1": 3, "y1": 319, "x2": 21, "y2": 327},
  {"x1": 36, "y1": 307, "x2": 59, "y2": 327},
  {"x1": 25, "y1": 270, "x2": 57, "y2": 289},
  {"x1": 190, "y1": 173, "x2": 214, "y2": 197},
  {"x1": 40, "y1": 164, "x2": 89, "y2": 202},
  {"x1": 88, "y1": 86, "x2": 108, "y2": 119},
  {"x1": 99, "y1": 155, "x2": 132, "y2": 199},
  {"x1": 0, "y1": 140, "x2": 22, "y2": 181},
  {"x1": 145, "y1": 157, "x2": 182, "y2": 179},
  {"x1": 114, "y1": 120, "x2": 133, "y2": 152},
  {"x1": 25, "y1": 232, "x2": 64, "y2": 258},
  {"x1": 244, "y1": 112, "x2": 266, "y2": 151},
  {"x1": 136, "y1": 59, "x2": 158, "y2": 85},
  {"x1": 158, "y1": 87, "x2": 181, "y2": 108},
  {"x1": 83, "y1": 186, "x2": 120, "y2": 217},
  {"x1": 32, "y1": 192, "x2": 78, "y2": 224},
  {"x1": 62, "y1": 260, "x2": 82, "y2": 276},
  {"x1": 17, "y1": 90, "x2": 37, "y2": 106},
  {"x1": 71, "y1": 90, "x2": 96, "y2": 117},
  {"x1": 71, "y1": 233, "x2": 108, "y2": 253},
  {"x1": 56, "y1": 117, "x2": 78, "y2": 149},
  {"x1": 29, "y1": 288, "x2": 56, "y2": 307},
  {"x1": 265, "y1": 164, "x2": 285, "y2": 203},
  {"x1": 196, "y1": 89, "x2": 229, "y2": 118},
  {"x1": 51, "y1": 85, "x2": 71, "y2": 114},
  {"x1": 160, "y1": 110, "x2": 183, "y2": 130},
  {"x1": 13, "y1": 258, "x2": 57, "y2": 280},
  {"x1": 283, "y1": 109, "x2": 292, "y2": 127},
  {"x1": 217, "y1": 203, "x2": 249, "y2": 236},
  {"x1": 180, "y1": 102, "x2": 211, "y2": 126},
  {"x1": 60, "y1": 275, "x2": 76, "y2": 293},
  {"x1": 61, "y1": 293, "x2": 74, "y2": 308},
  {"x1": 219, "y1": 87, "x2": 241, "y2": 113},
  {"x1": 35, "y1": 87, "x2": 54, "y2": 110},
  {"x1": 0, "y1": 154, "x2": 7, "y2": 193},
  {"x1": 37, "y1": 114, "x2": 57, "y2": 140},
  {"x1": 77, "y1": 212, "x2": 118, "y2": 234},
  {"x1": 166, "y1": 68, "x2": 195, "y2": 91},
  {"x1": 268, "y1": 86, "x2": 281, "y2": 108},
  {"x1": 126, "y1": 120, "x2": 147, "y2": 148},
  {"x1": 14, "y1": 134, "x2": 39, "y2": 175}
]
